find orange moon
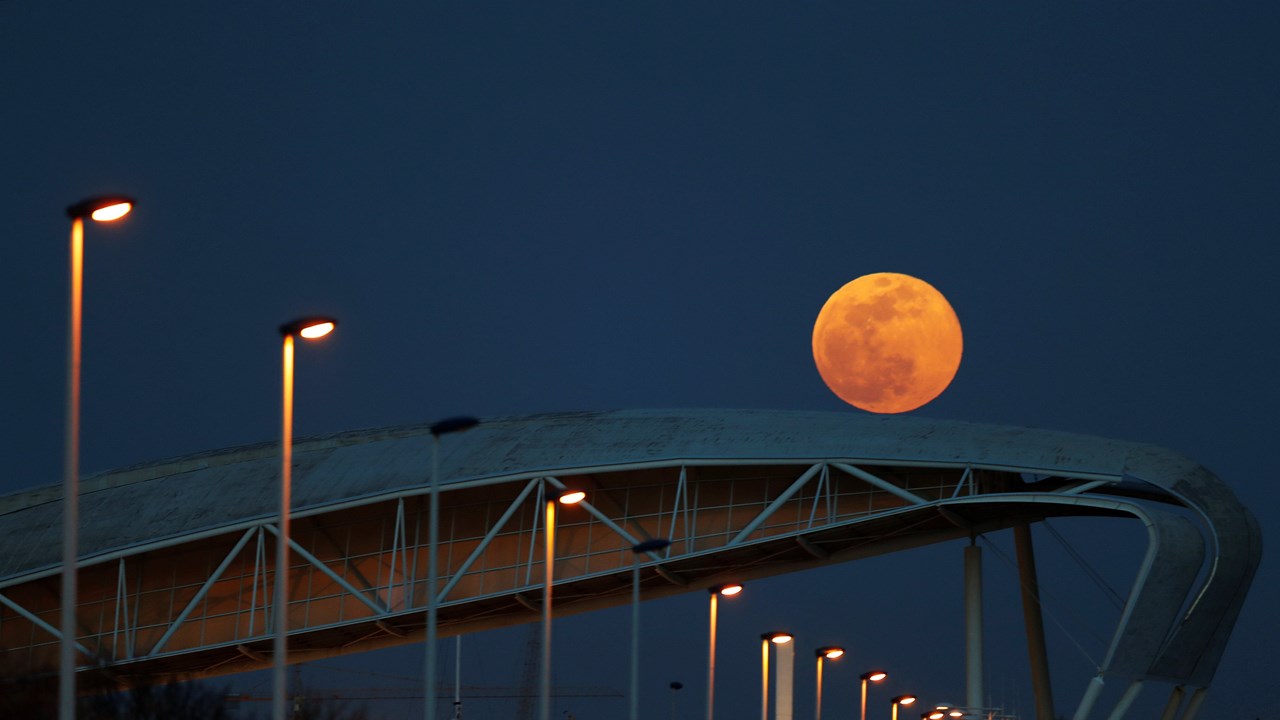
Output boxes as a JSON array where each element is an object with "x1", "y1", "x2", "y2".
[{"x1": 812, "y1": 273, "x2": 963, "y2": 414}]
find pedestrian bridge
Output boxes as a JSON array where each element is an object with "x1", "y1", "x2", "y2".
[{"x1": 0, "y1": 410, "x2": 1260, "y2": 719}]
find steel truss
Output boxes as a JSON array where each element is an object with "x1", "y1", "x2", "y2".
[{"x1": 0, "y1": 422, "x2": 1259, "y2": 720}]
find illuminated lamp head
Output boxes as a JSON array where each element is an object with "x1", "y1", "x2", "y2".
[
  {"x1": 557, "y1": 490, "x2": 586, "y2": 505},
  {"x1": 66, "y1": 195, "x2": 136, "y2": 221},
  {"x1": 279, "y1": 317, "x2": 338, "y2": 339}
]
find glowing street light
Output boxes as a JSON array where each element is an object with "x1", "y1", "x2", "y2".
[
  {"x1": 425, "y1": 416, "x2": 480, "y2": 720},
  {"x1": 859, "y1": 670, "x2": 887, "y2": 720},
  {"x1": 890, "y1": 694, "x2": 917, "y2": 720},
  {"x1": 706, "y1": 583, "x2": 742, "y2": 720},
  {"x1": 60, "y1": 195, "x2": 135, "y2": 720},
  {"x1": 541, "y1": 487, "x2": 584, "y2": 720},
  {"x1": 760, "y1": 632, "x2": 793, "y2": 720},
  {"x1": 273, "y1": 316, "x2": 337, "y2": 720},
  {"x1": 629, "y1": 538, "x2": 672, "y2": 720},
  {"x1": 813, "y1": 646, "x2": 844, "y2": 720}
]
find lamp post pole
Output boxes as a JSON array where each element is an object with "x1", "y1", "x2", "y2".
[
  {"x1": 542, "y1": 488, "x2": 584, "y2": 720},
  {"x1": 630, "y1": 539, "x2": 672, "y2": 720},
  {"x1": 425, "y1": 417, "x2": 479, "y2": 720},
  {"x1": 60, "y1": 196, "x2": 134, "y2": 720},
  {"x1": 705, "y1": 584, "x2": 741, "y2": 720},
  {"x1": 759, "y1": 632, "x2": 792, "y2": 720},
  {"x1": 858, "y1": 670, "x2": 886, "y2": 720},
  {"x1": 274, "y1": 317, "x2": 337, "y2": 720},
  {"x1": 760, "y1": 637, "x2": 769, "y2": 720},
  {"x1": 812, "y1": 647, "x2": 843, "y2": 720},
  {"x1": 891, "y1": 694, "x2": 917, "y2": 720}
]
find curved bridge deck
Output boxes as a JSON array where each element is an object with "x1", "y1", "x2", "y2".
[{"x1": 0, "y1": 410, "x2": 1259, "y2": 717}]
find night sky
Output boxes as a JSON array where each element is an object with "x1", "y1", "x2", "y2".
[{"x1": 3, "y1": 3, "x2": 1277, "y2": 718}]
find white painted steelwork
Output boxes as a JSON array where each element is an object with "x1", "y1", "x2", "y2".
[{"x1": 0, "y1": 409, "x2": 1261, "y2": 720}]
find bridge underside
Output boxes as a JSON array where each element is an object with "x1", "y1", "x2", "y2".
[
  {"x1": 0, "y1": 407, "x2": 1261, "y2": 720},
  {"x1": 3, "y1": 459, "x2": 1150, "y2": 686}
]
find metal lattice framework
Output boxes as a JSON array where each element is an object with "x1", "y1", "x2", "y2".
[{"x1": 0, "y1": 410, "x2": 1261, "y2": 719}]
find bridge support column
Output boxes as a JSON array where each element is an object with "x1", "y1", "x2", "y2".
[
  {"x1": 1014, "y1": 523, "x2": 1055, "y2": 720},
  {"x1": 965, "y1": 541, "x2": 984, "y2": 712},
  {"x1": 775, "y1": 636, "x2": 794, "y2": 720}
]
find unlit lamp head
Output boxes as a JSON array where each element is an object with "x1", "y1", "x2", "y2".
[
  {"x1": 430, "y1": 416, "x2": 480, "y2": 437},
  {"x1": 279, "y1": 317, "x2": 338, "y2": 339},
  {"x1": 66, "y1": 195, "x2": 136, "y2": 221}
]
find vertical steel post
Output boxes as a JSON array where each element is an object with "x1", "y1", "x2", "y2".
[
  {"x1": 760, "y1": 639, "x2": 769, "y2": 720},
  {"x1": 814, "y1": 656, "x2": 823, "y2": 720},
  {"x1": 630, "y1": 555, "x2": 641, "y2": 720},
  {"x1": 426, "y1": 433, "x2": 440, "y2": 720},
  {"x1": 454, "y1": 636, "x2": 462, "y2": 719},
  {"x1": 59, "y1": 216, "x2": 84, "y2": 720},
  {"x1": 964, "y1": 542, "x2": 984, "y2": 713},
  {"x1": 706, "y1": 592, "x2": 718, "y2": 720},
  {"x1": 1014, "y1": 523, "x2": 1055, "y2": 720},
  {"x1": 775, "y1": 640, "x2": 793, "y2": 720},
  {"x1": 273, "y1": 333, "x2": 295, "y2": 720},
  {"x1": 541, "y1": 496, "x2": 555, "y2": 720}
]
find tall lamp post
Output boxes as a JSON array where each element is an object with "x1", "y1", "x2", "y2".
[
  {"x1": 813, "y1": 646, "x2": 843, "y2": 720},
  {"x1": 890, "y1": 694, "x2": 917, "y2": 720},
  {"x1": 542, "y1": 487, "x2": 585, "y2": 720},
  {"x1": 858, "y1": 670, "x2": 887, "y2": 720},
  {"x1": 760, "y1": 631, "x2": 793, "y2": 720},
  {"x1": 630, "y1": 538, "x2": 672, "y2": 720},
  {"x1": 705, "y1": 583, "x2": 742, "y2": 720},
  {"x1": 425, "y1": 416, "x2": 480, "y2": 720},
  {"x1": 60, "y1": 195, "x2": 135, "y2": 720},
  {"x1": 274, "y1": 316, "x2": 337, "y2": 720}
]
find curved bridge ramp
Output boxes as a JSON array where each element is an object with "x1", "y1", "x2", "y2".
[{"x1": 0, "y1": 410, "x2": 1259, "y2": 719}]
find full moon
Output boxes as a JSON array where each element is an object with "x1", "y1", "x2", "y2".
[{"x1": 812, "y1": 272, "x2": 963, "y2": 414}]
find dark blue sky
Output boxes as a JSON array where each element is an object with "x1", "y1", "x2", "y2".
[{"x1": 2, "y1": 2, "x2": 1277, "y2": 718}]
